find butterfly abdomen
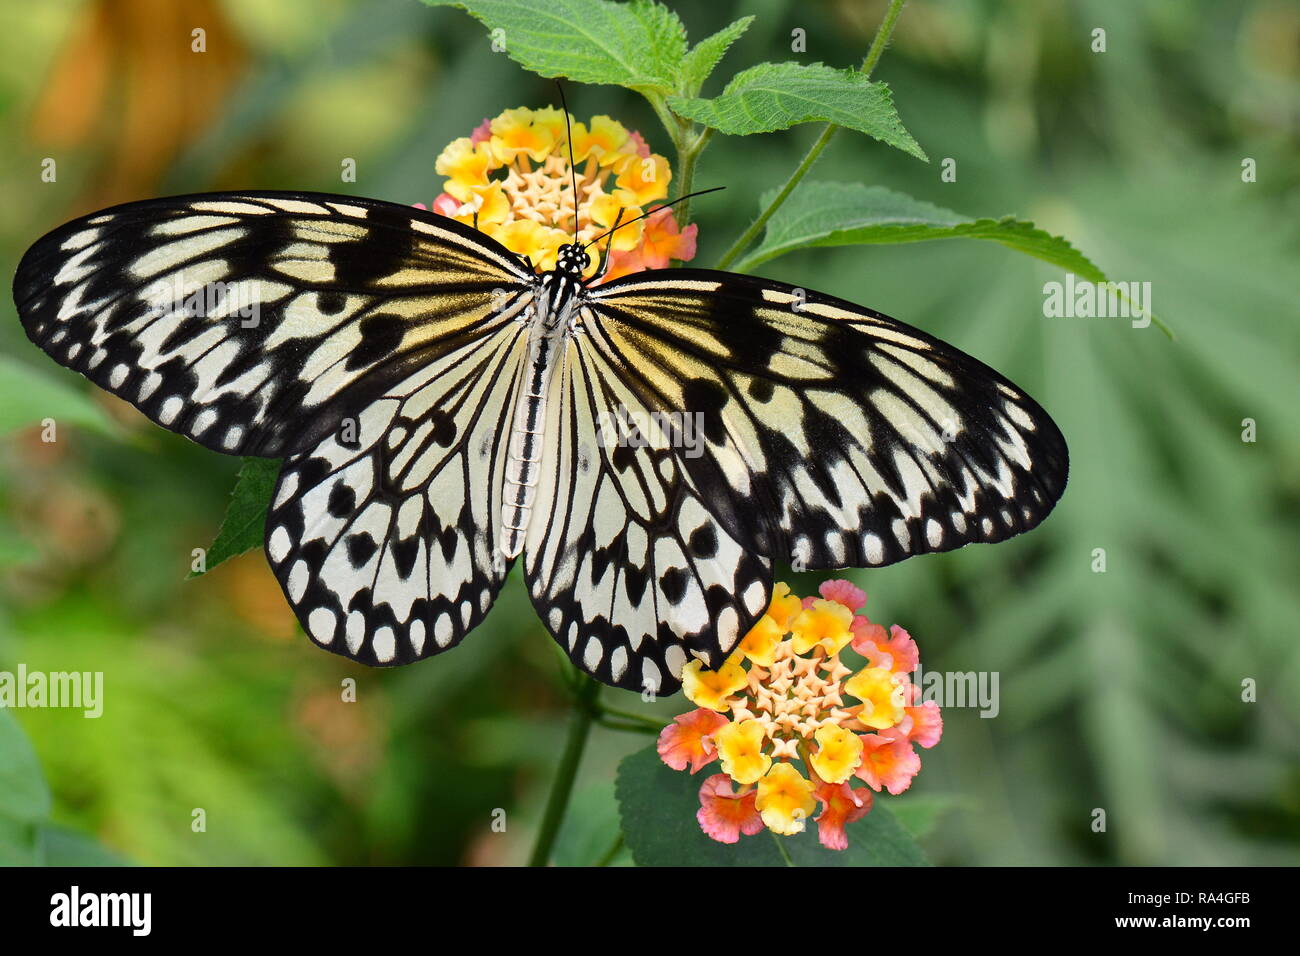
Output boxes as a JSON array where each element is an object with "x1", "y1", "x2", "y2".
[{"x1": 501, "y1": 318, "x2": 563, "y2": 558}]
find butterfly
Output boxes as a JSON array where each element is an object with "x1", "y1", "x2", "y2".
[{"x1": 13, "y1": 189, "x2": 1068, "y2": 694}]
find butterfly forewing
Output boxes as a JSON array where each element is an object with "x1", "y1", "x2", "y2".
[
  {"x1": 14, "y1": 192, "x2": 533, "y2": 457},
  {"x1": 586, "y1": 268, "x2": 1069, "y2": 571}
]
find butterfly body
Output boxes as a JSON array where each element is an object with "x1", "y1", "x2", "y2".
[
  {"x1": 501, "y1": 253, "x2": 588, "y2": 558},
  {"x1": 14, "y1": 191, "x2": 1068, "y2": 693}
]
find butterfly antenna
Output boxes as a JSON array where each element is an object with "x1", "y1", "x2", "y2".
[
  {"x1": 582, "y1": 186, "x2": 725, "y2": 252},
  {"x1": 590, "y1": 208, "x2": 625, "y2": 283},
  {"x1": 555, "y1": 80, "x2": 580, "y2": 242}
]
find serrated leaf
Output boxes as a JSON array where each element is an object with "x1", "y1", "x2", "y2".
[
  {"x1": 679, "y1": 16, "x2": 753, "y2": 96},
  {"x1": 737, "y1": 182, "x2": 1170, "y2": 336},
  {"x1": 668, "y1": 62, "x2": 926, "y2": 160},
  {"x1": 615, "y1": 744, "x2": 928, "y2": 866},
  {"x1": 424, "y1": 0, "x2": 686, "y2": 94},
  {"x1": 193, "y1": 457, "x2": 281, "y2": 577},
  {"x1": 0, "y1": 355, "x2": 117, "y2": 438}
]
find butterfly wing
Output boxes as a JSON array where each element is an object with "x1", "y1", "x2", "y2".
[
  {"x1": 522, "y1": 323, "x2": 772, "y2": 694},
  {"x1": 13, "y1": 191, "x2": 533, "y2": 457},
  {"x1": 585, "y1": 268, "x2": 1069, "y2": 570},
  {"x1": 265, "y1": 316, "x2": 532, "y2": 666}
]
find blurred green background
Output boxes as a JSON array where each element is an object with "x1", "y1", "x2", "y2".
[{"x1": 0, "y1": 0, "x2": 1296, "y2": 866}]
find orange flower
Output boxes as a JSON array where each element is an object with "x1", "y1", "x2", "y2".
[
  {"x1": 812, "y1": 777, "x2": 873, "y2": 851},
  {"x1": 855, "y1": 732, "x2": 922, "y2": 795},
  {"x1": 696, "y1": 775, "x2": 763, "y2": 844},
  {"x1": 658, "y1": 579, "x2": 941, "y2": 851},
  {"x1": 657, "y1": 707, "x2": 728, "y2": 774}
]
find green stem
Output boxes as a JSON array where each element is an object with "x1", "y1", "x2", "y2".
[
  {"x1": 770, "y1": 830, "x2": 796, "y2": 866},
  {"x1": 714, "y1": 0, "x2": 909, "y2": 271},
  {"x1": 527, "y1": 675, "x2": 599, "y2": 867},
  {"x1": 671, "y1": 127, "x2": 713, "y2": 230},
  {"x1": 595, "y1": 718, "x2": 659, "y2": 735},
  {"x1": 597, "y1": 704, "x2": 666, "y2": 730},
  {"x1": 594, "y1": 832, "x2": 625, "y2": 867}
]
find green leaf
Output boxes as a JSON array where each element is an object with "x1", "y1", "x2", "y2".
[
  {"x1": 615, "y1": 744, "x2": 928, "y2": 866},
  {"x1": 888, "y1": 793, "x2": 959, "y2": 839},
  {"x1": 737, "y1": 181, "x2": 1171, "y2": 337},
  {"x1": 37, "y1": 825, "x2": 130, "y2": 867},
  {"x1": 679, "y1": 16, "x2": 753, "y2": 96},
  {"x1": 668, "y1": 62, "x2": 926, "y2": 160},
  {"x1": 0, "y1": 355, "x2": 117, "y2": 439},
  {"x1": 424, "y1": 0, "x2": 687, "y2": 95},
  {"x1": 0, "y1": 711, "x2": 51, "y2": 825},
  {"x1": 0, "y1": 711, "x2": 49, "y2": 865},
  {"x1": 192, "y1": 457, "x2": 281, "y2": 577},
  {"x1": 552, "y1": 782, "x2": 627, "y2": 866}
]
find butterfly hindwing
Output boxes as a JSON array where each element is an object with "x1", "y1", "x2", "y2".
[
  {"x1": 522, "y1": 320, "x2": 772, "y2": 694},
  {"x1": 586, "y1": 268, "x2": 1069, "y2": 571},
  {"x1": 14, "y1": 191, "x2": 533, "y2": 458},
  {"x1": 265, "y1": 319, "x2": 531, "y2": 665}
]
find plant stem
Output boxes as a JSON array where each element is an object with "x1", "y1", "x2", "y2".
[
  {"x1": 770, "y1": 830, "x2": 796, "y2": 866},
  {"x1": 594, "y1": 832, "x2": 625, "y2": 867},
  {"x1": 527, "y1": 675, "x2": 600, "y2": 867},
  {"x1": 597, "y1": 704, "x2": 666, "y2": 730},
  {"x1": 714, "y1": 0, "x2": 909, "y2": 271}
]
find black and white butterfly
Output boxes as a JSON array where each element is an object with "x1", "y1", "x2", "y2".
[{"x1": 13, "y1": 190, "x2": 1067, "y2": 693}]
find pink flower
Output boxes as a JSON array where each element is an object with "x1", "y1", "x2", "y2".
[
  {"x1": 626, "y1": 129, "x2": 651, "y2": 158},
  {"x1": 906, "y1": 700, "x2": 944, "y2": 749},
  {"x1": 853, "y1": 622, "x2": 919, "y2": 673},
  {"x1": 812, "y1": 777, "x2": 873, "y2": 851},
  {"x1": 657, "y1": 707, "x2": 728, "y2": 774},
  {"x1": 469, "y1": 117, "x2": 492, "y2": 144},
  {"x1": 819, "y1": 579, "x2": 867, "y2": 613},
  {"x1": 431, "y1": 192, "x2": 462, "y2": 217},
  {"x1": 697, "y1": 774, "x2": 764, "y2": 844},
  {"x1": 855, "y1": 733, "x2": 922, "y2": 795},
  {"x1": 636, "y1": 209, "x2": 697, "y2": 270}
]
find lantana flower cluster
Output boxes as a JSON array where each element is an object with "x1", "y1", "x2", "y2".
[
  {"x1": 657, "y1": 579, "x2": 943, "y2": 851},
  {"x1": 425, "y1": 106, "x2": 697, "y2": 280}
]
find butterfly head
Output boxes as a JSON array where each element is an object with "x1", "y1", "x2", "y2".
[{"x1": 554, "y1": 243, "x2": 590, "y2": 278}]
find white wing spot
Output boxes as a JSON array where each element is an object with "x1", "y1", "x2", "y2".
[
  {"x1": 434, "y1": 613, "x2": 454, "y2": 648},
  {"x1": 307, "y1": 607, "x2": 336, "y2": 645},
  {"x1": 372, "y1": 627, "x2": 396, "y2": 663},
  {"x1": 287, "y1": 560, "x2": 309, "y2": 602},
  {"x1": 268, "y1": 525, "x2": 292, "y2": 563}
]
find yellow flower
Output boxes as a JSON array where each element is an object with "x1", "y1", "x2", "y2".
[
  {"x1": 434, "y1": 138, "x2": 493, "y2": 201},
  {"x1": 845, "y1": 666, "x2": 909, "y2": 730},
  {"x1": 790, "y1": 599, "x2": 855, "y2": 655},
  {"x1": 461, "y1": 182, "x2": 511, "y2": 226},
  {"x1": 809, "y1": 724, "x2": 864, "y2": 784},
  {"x1": 681, "y1": 658, "x2": 747, "y2": 712},
  {"x1": 768, "y1": 582, "x2": 803, "y2": 631},
  {"x1": 735, "y1": 614, "x2": 782, "y2": 667},
  {"x1": 489, "y1": 107, "x2": 558, "y2": 164},
  {"x1": 587, "y1": 192, "x2": 644, "y2": 252},
  {"x1": 614, "y1": 153, "x2": 671, "y2": 206},
  {"x1": 570, "y1": 115, "x2": 631, "y2": 165},
  {"x1": 715, "y1": 719, "x2": 772, "y2": 784},
  {"x1": 756, "y1": 762, "x2": 816, "y2": 835},
  {"x1": 430, "y1": 106, "x2": 698, "y2": 282}
]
